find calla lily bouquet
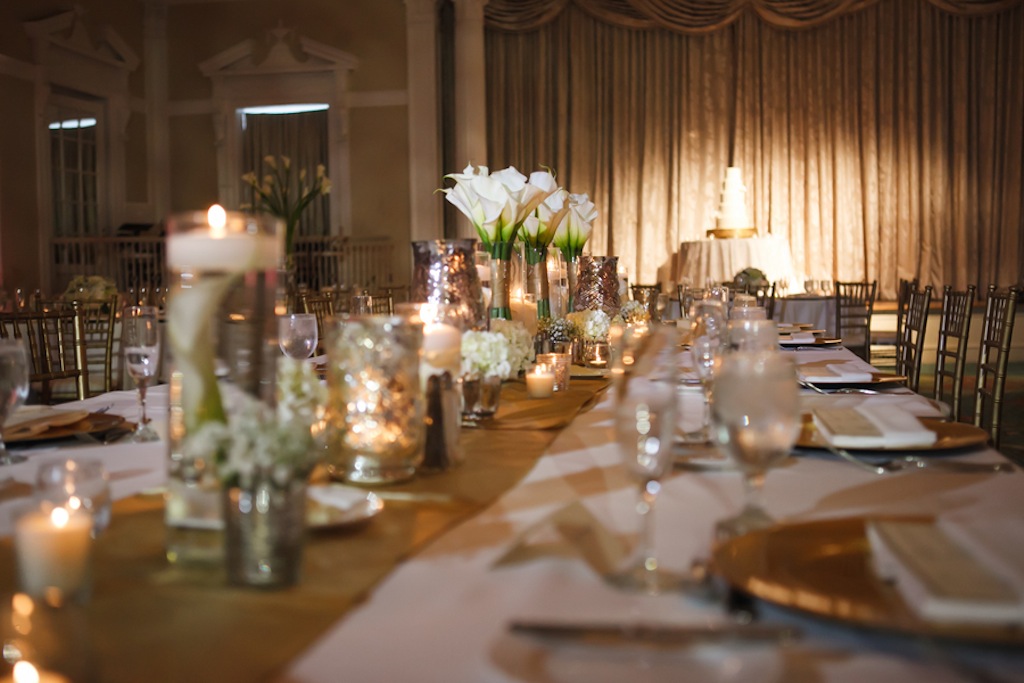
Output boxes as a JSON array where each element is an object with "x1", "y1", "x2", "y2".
[
  {"x1": 242, "y1": 155, "x2": 330, "y2": 257},
  {"x1": 552, "y1": 193, "x2": 599, "y2": 263}
]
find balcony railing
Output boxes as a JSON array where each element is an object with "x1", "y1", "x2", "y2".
[{"x1": 50, "y1": 235, "x2": 395, "y2": 295}]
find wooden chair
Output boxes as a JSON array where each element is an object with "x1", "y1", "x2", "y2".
[
  {"x1": 0, "y1": 308, "x2": 88, "y2": 403},
  {"x1": 756, "y1": 282, "x2": 777, "y2": 320},
  {"x1": 895, "y1": 285, "x2": 932, "y2": 392},
  {"x1": 834, "y1": 280, "x2": 877, "y2": 361},
  {"x1": 299, "y1": 292, "x2": 335, "y2": 350},
  {"x1": 971, "y1": 286, "x2": 1019, "y2": 449},
  {"x1": 40, "y1": 296, "x2": 120, "y2": 396},
  {"x1": 369, "y1": 294, "x2": 394, "y2": 315},
  {"x1": 933, "y1": 285, "x2": 976, "y2": 421}
]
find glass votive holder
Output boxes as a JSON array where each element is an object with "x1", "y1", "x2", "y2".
[
  {"x1": 581, "y1": 340, "x2": 610, "y2": 368},
  {"x1": 36, "y1": 459, "x2": 111, "y2": 538},
  {"x1": 536, "y1": 353, "x2": 571, "y2": 392},
  {"x1": 728, "y1": 319, "x2": 779, "y2": 353},
  {"x1": 525, "y1": 363, "x2": 555, "y2": 399},
  {"x1": 730, "y1": 306, "x2": 767, "y2": 321},
  {"x1": 15, "y1": 503, "x2": 93, "y2": 606}
]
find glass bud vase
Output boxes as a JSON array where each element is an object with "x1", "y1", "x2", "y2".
[
  {"x1": 523, "y1": 244, "x2": 552, "y2": 319},
  {"x1": 164, "y1": 207, "x2": 281, "y2": 565},
  {"x1": 324, "y1": 315, "x2": 425, "y2": 485},
  {"x1": 223, "y1": 478, "x2": 306, "y2": 588},
  {"x1": 461, "y1": 375, "x2": 502, "y2": 420}
]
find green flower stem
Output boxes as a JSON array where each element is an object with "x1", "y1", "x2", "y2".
[
  {"x1": 524, "y1": 244, "x2": 551, "y2": 320},
  {"x1": 489, "y1": 241, "x2": 513, "y2": 320}
]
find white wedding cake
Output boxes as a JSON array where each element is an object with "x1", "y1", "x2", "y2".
[{"x1": 715, "y1": 167, "x2": 753, "y2": 233}]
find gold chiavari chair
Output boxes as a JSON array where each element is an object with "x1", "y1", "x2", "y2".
[
  {"x1": 756, "y1": 282, "x2": 777, "y2": 320},
  {"x1": 0, "y1": 308, "x2": 88, "y2": 403},
  {"x1": 971, "y1": 286, "x2": 1019, "y2": 449},
  {"x1": 369, "y1": 294, "x2": 394, "y2": 315},
  {"x1": 834, "y1": 280, "x2": 877, "y2": 362},
  {"x1": 299, "y1": 292, "x2": 335, "y2": 349},
  {"x1": 40, "y1": 296, "x2": 120, "y2": 396},
  {"x1": 895, "y1": 285, "x2": 932, "y2": 393},
  {"x1": 933, "y1": 285, "x2": 976, "y2": 422}
]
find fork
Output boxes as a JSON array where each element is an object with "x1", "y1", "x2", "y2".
[{"x1": 819, "y1": 444, "x2": 1014, "y2": 475}]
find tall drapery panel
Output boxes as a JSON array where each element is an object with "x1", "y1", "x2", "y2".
[{"x1": 484, "y1": 0, "x2": 1024, "y2": 297}]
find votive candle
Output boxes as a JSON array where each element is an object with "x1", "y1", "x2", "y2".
[
  {"x1": 15, "y1": 507, "x2": 92, "y2": 603},
  {"x1": 526, "y1": 364, "x2": 555, "y2": 399}
]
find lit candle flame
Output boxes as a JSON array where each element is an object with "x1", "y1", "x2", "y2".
[
  {"x1": 13, "y1": 660, "x2": 40, "y2": 683},
  {"x1": 207, "y1": 204, "x2": 227, "y2": 238},
  {"x1": 49, "y1": 507, "x2": 69, "y2": 529}
]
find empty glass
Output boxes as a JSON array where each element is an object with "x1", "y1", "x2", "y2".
[
  {"x1": 728, "y1": 319, "x2": 779, "y2": 353},
  {"x1": 0, "y1": 339, "x2": 29, "y2": 465},
  {"x1": 711, "y1": 352, "x2": 800, "y2": 539},
  {"x1": 122, "y1": 306, "x2": 161, "y2": 442},
  {"x1": 686, "y1": 300, "x2": 726, "y2": 442},
  {"x1": 278, "y1": 313, "x2": 319, "y2": 359}
]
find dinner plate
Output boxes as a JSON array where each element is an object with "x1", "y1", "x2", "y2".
[
  {"x1": 799, "y1": 368, "x2": 908, "y2": 386},
  {"x1": 306, "y1": 484, "x2": 383, "y2": 529},
  {"x1": 712, "y1": 517, "x2": 1024, "y2": 645},
  {"x1": 796, "y1": 413, "x2": 989, "y2": 452},
  {"x1": 570, "y1": 366, "x2": 609, "y2": 380},
  {"x1": 4, "y1": 412, "x2": 126, "y2": 443},
  {"x1": 779, "y1": 337, "x2": 841, "y2": 346}
]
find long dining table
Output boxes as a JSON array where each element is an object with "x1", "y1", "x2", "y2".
[{"x1": 1, "y1": 345, "x2": 1022, "y2": 682}]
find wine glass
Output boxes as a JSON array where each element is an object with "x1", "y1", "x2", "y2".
[
  {"x1": 711, "y1": 352, "x2": 800, "y2": 540},
  {"x1": 278, "y1": 314, "x2": 319, "y2": 359},
  {"x1": 0, "y1": 339, "x2": 30, "y2": 465},
  {"x1": 610, "y1": 328, "x2": 680, "y2": 594},
  {"x1": 686, "y1": 300, "x2": 726, "y2": 442},
  {"x1": 122, "y1": 306, "x2": 161, "y2": 442}
]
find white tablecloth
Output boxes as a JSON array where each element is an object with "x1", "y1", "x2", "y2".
[
  {"x1": 775, "y1": 295, "x2": 836, "y2": 335},
  {"x1": 676, "y1": 236, "x2": 797, "y2": 288},
  {"x1": 285, "y1": 349, "x2": 1023, "y2": 683}
]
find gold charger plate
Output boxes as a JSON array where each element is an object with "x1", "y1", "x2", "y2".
[
  {"x1": 5, "y1": 412, "x2": 125, "y2": 443},
  {"x1": 712, "y1": 517, "x2": 1024, "y2": 645},
  {"x1": 780, "y1": 337, "x2": 842, "y2": 346},
  {"x1": 796, "y1": 413, "x2": 989, "y2": 452}
]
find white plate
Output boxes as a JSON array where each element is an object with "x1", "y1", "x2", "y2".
[{"x1": 306, "y1": 484, "x2": 383, "y2": 529}]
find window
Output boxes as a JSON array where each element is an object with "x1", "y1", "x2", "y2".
[{"x1": 48, "y1": 97, "x2": 105, "y2": 238}]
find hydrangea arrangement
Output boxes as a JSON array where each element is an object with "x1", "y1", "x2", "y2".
[
  {"x1": 62, "y1": 275, "x2": 118, "y2": 303},
  {"x1": 460, "y1": 330, "x2": 512, "y2": 380},
  {"x1": 566, "y1": 309, "x2": 612, "y2": 342},
  {"x1": 489, "y1": 318, "x2": 534, "y2": 376}
]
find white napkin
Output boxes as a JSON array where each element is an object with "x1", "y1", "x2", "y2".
[
  {"x1": 782, "y1": 332, "x2": 817, "y2": 344},
  {"x1": 800, "y1": 393, "x2": 945, "y2": 419},
  {"x1": 812, "y1": 404, "x2": 937, "y2": 449},
  {"x1": 799, "y1": 362, "x2": 873, "y2": 384},
  {"x1": 868, "y1": 520, "x2": 1024, "y2": 624}
]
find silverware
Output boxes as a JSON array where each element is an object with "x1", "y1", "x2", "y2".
[
  {"x1": 813, "y1": 445, "x2": 1014, "y2": 475},
  {"x1": 509, "y1": 620, "x2": 801, "y2": 646}
]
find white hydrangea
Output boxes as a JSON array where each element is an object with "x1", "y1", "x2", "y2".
[
  {"x1": 489, "y1": 318, "x2": 534, "y2": 377},
  {"x1": 276, "y1": 356, "x2": 327, "y2": 426},
  {"x1": 461, "y1": 330, "x2": 512, "y2": 380},
  {"x1": 566, "y1": 309, "x2": 611, "y2": 341}
]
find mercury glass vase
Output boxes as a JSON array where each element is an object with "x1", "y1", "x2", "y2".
[
  {"x1": 461, "y1": 375, "x2": 502, "y2": 420},
  {"x1": 223, "y1": 478, "x2": 306, "y2": 588},
  {"x1": 324, "y1": 315, "x2": 425, "y2": 485},
  {"x1": 410, "y1": 239, "x2": 488, "y2": 330},
  {"x1": 573, "y1": 255, "x2": 622, "y2": 316}
]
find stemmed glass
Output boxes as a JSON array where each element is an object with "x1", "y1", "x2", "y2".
[
  {"x1": 611, "y1": 328, "x2": 680, "y2": 594},
  {"x1": 0, "y1": 339, "x2": 30, "y2": 465},
  {"x1": 278, "y1": 314, "x2": 319, "y2": 359},
  {"x1": 711, "y1": 351, "x2": 800, "y2": 540},
  {"x1": 122, "y1": 306, "x2": 161, "y2": 442},
  {"x1": 686, "y1": 300, "x2": 726, "y2": 442}
]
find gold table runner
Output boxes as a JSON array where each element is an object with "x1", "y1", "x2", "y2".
[{"x1": 0, "y1": 380, "x2": 609, "y2": 683}]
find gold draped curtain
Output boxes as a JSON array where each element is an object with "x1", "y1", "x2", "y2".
[{"x1": 483, "y1": 0, "x2": 1024, "y2": 297}]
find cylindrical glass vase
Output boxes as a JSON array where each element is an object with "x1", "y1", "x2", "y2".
[
  {"x1": 461, "y1": 375, "x2": 502, "y2": 420},
  {"x1": 324, "y1": 315, "x2": 425, "y2": 485},
  {"x1": 523, "y1": 244, "x2": 551, "y2": 319},
  {"x1": 164, "y1": 207, "x2": 281, "y2": 565},
  {"x1": 223, "y1": 479, "x2": 306, "y2": 588}
]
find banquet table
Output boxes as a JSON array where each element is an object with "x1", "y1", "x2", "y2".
[
  {"x1": 774, "y1": 295, "x2": 836, "y2": 336},
  {"x1": 676, "y1": 236, "x2": 797, "y2": 288},
  {"x1": 1, "y1": 350, "x2": 1023, "y2": 683}
]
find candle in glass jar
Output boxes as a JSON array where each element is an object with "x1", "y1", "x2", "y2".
[
  {"x1": 15, "y1": 507, "x2": 92, "y2": 602},
  {"x1": 525, "y1": 365, "x2": 555, "y2": 398},
  {"x1": 0, "y1": 661, "x2": 71, "y2": 683},
  {"x1": 422, "y1": 321, "x2": 461, "y2": 378},
  {"x1": 166, "y1": 205, "x2": 279, "y2": 272}
]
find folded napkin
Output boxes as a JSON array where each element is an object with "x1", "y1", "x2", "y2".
[
  {"x1": 812, "y1": 404, "x2": 937, "y2": 449},
  {"x1": 782, "y1": 332, "x2": 817, "y2": 344},
  {"x1": 800, "y1": 393, "x2": 945, "y2": 419},
  {"x1": 3, "y1": 406, "x2": 90, "y2": 438},
  {"x1": 867, "y1": 520, "x2": 1024, "y2": 624},
  {"x1": 799, "y1": 361, "x2": 873, "y2": 384}
]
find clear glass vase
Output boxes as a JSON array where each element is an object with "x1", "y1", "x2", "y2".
[
  {"x1": 223, "y1": 479, "x2": 306, "y2": 588},
  {"x1": 488, "y1": 241, "x2": 514, "y2": 320},
  {"x1": 164, "y1": 208, "x2": 281, "y2": 565},
  {"x1": 523, "y1": 244, "x2": 551, "y2": 319},
  {"x1": 461, "y1": 375, "x2": 502, "y2": 420}
]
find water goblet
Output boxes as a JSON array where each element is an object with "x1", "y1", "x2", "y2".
[
  {"x1": 122, "y1": 305, "x2": 161, "y2": 442},
  {"x1": 278, "y1": 313, "x2": 319, "y2": 359},
  {"x1": 711, "y1": 352, "x2": 800, "y2": 540},
  {"x1": 36, "y1": 458, "x2": 111, "y2": 537},
  {"x1": 610, "y1": 328, "x2": 680, "y2": 594},
  {"x1": 685, "y1": 300, "x2": 726, "y2": 442},
  {"x1": 728, "y1": 319, "x2": 778, "y2": 353},
  {"x1": 0, "y1": 339, "x2": 30, "y2": 465}
]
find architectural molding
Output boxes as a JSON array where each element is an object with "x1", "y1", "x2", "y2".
[
  {"x1": 0, "y1": 54, "x2": 39, "y2": 82},
  {"x1": 200, "y1": 26, "x2": 359, "y2": 233}
]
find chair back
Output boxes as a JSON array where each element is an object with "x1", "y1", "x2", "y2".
[
  {"x1": 0, "y1": 308, "x2": 87, "y2": 403},
  {"x1": 369, "y1": 294, "x2": 394, "y2": 315},
  {"x1": 895, "y1": 285, "x2": 932, "y2": 392},
  {"x1": 299, "y1": 292, "x2": 336, "y2": 349},
  {"x1": 40, "y1": 296, "x2": 120, "y2": 396},
  {"x1": 834, "y1": 280, "x2": 877, "y2": 361},
  {"x1": 934, "y1": 285, "x2": 975, "y2": 421},
  {"x1": 756, "y1": 282, "x2": 777, "y2": 320},
  {"x1": 972, "y1": 286, "x2": 1019, "y2": 448}
]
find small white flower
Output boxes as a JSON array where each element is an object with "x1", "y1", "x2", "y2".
[
  {"x1": 489, "y1": 319, "x2": 534, "y2": 376},
  {"x1": 460, "y1": 330, "x2": 512, "y2": 380}
]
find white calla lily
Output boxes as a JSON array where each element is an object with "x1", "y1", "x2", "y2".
[
  {"x1": 552, "y1": 192, "x2": 598, "y2": 258},
  {"x1": 521, "y1": 188, "x2": 569, "y2": 247}
]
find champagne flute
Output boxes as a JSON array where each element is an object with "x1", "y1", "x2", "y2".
[
  {"x1": 0, "y1": 339, "x2": 30, "y2": 465},
  {"x1": 711, "y1": 352, "x2": 800, "y2": 540},
  {"x1": 611, "y1": 328, "x2": 680, "y2": 594},
  {"x1": 278, "y1": 314, "x2": 319, "y2": 359},
  {"x1": 122, "y1": 306, "x2": 161, "y2": 442}
]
